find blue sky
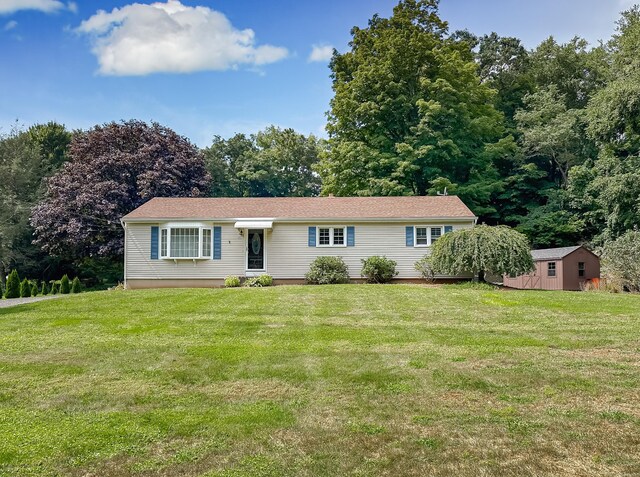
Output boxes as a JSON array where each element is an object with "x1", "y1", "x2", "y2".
[{"x1": 0, "y1": 0, "x2": 635, "y2": 146}]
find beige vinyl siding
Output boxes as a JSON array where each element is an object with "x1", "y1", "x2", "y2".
[
  {"x1": 268, "y1": 222, "x2": 473, "y2": 279},
  {"x1": 125, "y1": 223, "x2": 245, "y2": 279},
  {"x1": 125, "y1": 220, "x2": 474, "y2": 281}
]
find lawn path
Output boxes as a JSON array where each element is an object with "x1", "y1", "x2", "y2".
[{"x1": 0, "y1": 295, "x2": 62, "y2": 308}]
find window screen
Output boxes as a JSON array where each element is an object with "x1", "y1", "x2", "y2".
[
  {"x1": 202, "y1": 229, "x2": 212, "y2": 257},
  {"x1": 415, "y1": 227, "x2": 428, "y2": 245},
  {"x1": 170, "y1": 228, "x2": 200, "y2": 258},
  {"x1": 318, "y1": 228, "x2": 330, "y2": 246}
]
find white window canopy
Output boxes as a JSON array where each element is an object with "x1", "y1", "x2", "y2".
[{"x1": 234, "y1": 220, "x2": 273, "y2": 230}]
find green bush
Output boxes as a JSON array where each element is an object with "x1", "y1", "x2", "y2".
[
  {"x1": 224, "y1": 275, "x2": 241, "y2": 288},
  {"x1": 305, "y1": 256, "x2": 350, "y2": 285},
  {"x1": 71, "y1": 277, "x2": 82, "y2": 293},
  {"x1": 30, "y1": 280, "x2": 39, "y2": 296},
  {"x1": 19, "y1": 278, "x2": 31, "y2": 298},
  {"x1": 243, "y1": 274, "x2": 273, "y2": 287},
  {"x1": 60, "y1": 274, "x2": 71, "y2": 294},
  {"x1": 50, "y1": 281, "x2": 59, "y2": 295},
  {"x1": 41, "y1": 280, "x2": 50, "y2": 296},
  {"x1": 361, "y1": 256, "x2": 398, "y2": 283},
  {"x1": 0, "y1": 280, "x2": 3, "y2": 299},
  {"x1": 602, "y1": 230, "x2": 640, "y2": 292},
  {"x1": 5, "y1": 269, "x2": 20, "y2": 299},
  {"x1": 415, "y1": 256, "x2": 435, "y2": 283}
]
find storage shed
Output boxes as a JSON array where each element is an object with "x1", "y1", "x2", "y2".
[{"x1": 503, "y1": 246, "x2": 600, "y2": 291}]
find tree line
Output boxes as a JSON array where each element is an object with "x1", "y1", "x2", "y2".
[{"x1": 1, "y1": 0, "x2": 639, "y2": 285}]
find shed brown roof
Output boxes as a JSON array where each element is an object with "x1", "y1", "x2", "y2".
[{"x1": 122, "y1": 196, "x2": 476, "y2": 221}]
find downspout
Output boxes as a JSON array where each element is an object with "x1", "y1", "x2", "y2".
[{"x1": 120, "y1": 219, "x2": 127, "y2": 289}]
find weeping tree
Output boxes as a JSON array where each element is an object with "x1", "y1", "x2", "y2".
[
  {"x1": 601, "y1": 230, "x2": 640, "y2": 292},
  {"x1": 430, "y1": 225, "x2": 534, "y2": 282}
]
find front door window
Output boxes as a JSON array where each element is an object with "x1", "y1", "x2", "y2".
[{"x1": 247, "y1": 229, "x2": 264, "y2": 270}]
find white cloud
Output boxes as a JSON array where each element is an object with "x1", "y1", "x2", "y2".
[
  {"x1": 76, "y1": 0, "x2": 289, "y2": 76},
  {"x1": 4, "y1": 19, "x2": 16, "y2": 30},
  {"x1": 308, "y1": 44, "x2": 334, "y2": 63},
  {"x1": 0, "y1": 0, "x2": 66, "y2": 15},
  {"x1": 67, "y1": 1, "x2": 77, "y2": 14}
]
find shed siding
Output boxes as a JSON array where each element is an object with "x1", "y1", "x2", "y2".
[
  {"x1": 560, "y1": 248, "x2": 600, "y2": 291},
  {"x1": 125, "y1": 221, "x2": 474, "y2": 282},
  {"x1": 503, "y1": 247, "x2": 600, "y2": 291},
  {"x1": 503, "y1": 259, "x2": 564, "y2": 290}
]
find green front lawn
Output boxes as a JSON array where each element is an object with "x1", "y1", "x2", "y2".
[{"x1": 1, "y1": 285, "x2": 639, "y2": 476}]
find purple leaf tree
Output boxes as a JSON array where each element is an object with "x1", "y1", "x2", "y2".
[{"x1": 31, "y1": 120, "x2": 211, "y2": 258}]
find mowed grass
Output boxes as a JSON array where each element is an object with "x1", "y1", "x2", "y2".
[{"x1": 1, "y1": 285, "x2": 640, "y2": 477}]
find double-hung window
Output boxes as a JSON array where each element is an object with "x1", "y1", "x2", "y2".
[
  {"x1": 414, "y1": 226, "x2": 443, "y2": 247},
  {"x1": 159, "y1": 226, "x2": 212, "y2": 259},
  {"x1": 430, "y1": 227, "x2": 442, "y2": 244},
  {"x1": 317, "y1": 227, "x2": 346, "y2": 247},
  {"x1": 415, "y1": 227, "x2": 429, "y2": 246},
  {"x1": 578, "y1": 262, "x2": 585, "y2": 277},
  {"x1": 548, "y1": 262, "x2": 556, "y2": 277}
]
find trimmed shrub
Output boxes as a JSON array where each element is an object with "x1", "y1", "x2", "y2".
[
  {"x1": 415, "y1": 256, "x2": 435, "y2": 283},
  {"x1": 60, "y1": 274, "x2": 71, "y2": 294},
  {"x1": 71, "y1": 277, "x2": 82, "y2": 293},
  {"x1": 361, "y1": 256, "x2": 398, "y2": 283},
  {"x1": 50, "y1": 281, "x2": 59, "y2": 295},
  {"x1": 5, "y1": 269, "x2": 20, "y2": 299},
  {"x1": 224, "y1": 275, "x2": 241, "y2": 288},
  {"x1": 41, "y1": 280, "x2": 50, "y2": 296},
  {"x1": 305, "y1": 256, "x2": 350, "y2": 285},
  {"x1": 0, "y1": 281, "x2": 3, "y2": 299},
  {"x1": 243, "y1": 274, "x2": 273, "y2": 287},
  {"x1": 20, "y1": 278, "x2": 31, "y2": 298},
  {"x1": 30, "y1": 280, "x2": 39, "y2": 296}
]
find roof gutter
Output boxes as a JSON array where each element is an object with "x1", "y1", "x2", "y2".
[
  {"x1": 120, "y1": 219, "x2": 127, "y2": 289},
  {"x1": 121, "y1": 216, "x2": 478, "y2": 224}
]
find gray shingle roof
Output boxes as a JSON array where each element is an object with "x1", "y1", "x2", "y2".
[{"x1": 531, "y1": 246, "x2": 583, "y2": 261}]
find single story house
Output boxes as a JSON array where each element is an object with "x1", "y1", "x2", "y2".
[
  {"x1": 502, "y1": 245, "x2": 600, "y2": 291},
  {"x1": 120, "y1": 196, "x2": 477, "y2": 288}
]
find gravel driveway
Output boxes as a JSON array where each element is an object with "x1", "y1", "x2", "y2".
[{"x1": 0, "y1": 295, "x2": 62, "y2": 309}]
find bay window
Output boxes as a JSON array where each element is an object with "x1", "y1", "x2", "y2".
[{"x1": 159, "y1": 225, "x2": 212, "y2": 259}]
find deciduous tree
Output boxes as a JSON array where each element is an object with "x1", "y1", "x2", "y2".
[
  {"x1": 429, "y1": 225, "x2": 534, "y2": 281},
  {"x1": 205, "y1": 126, "x2": 322, "y2": 197},
  {"x1": 31, "y1": 120, "x2": 210, "y2": 258},
  {"x1": 320, "y1": 0, "x2": 504, "y2": 206}
]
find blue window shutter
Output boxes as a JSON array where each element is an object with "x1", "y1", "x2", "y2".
[
  {"x1": 213, "y1": 226, "x2": 222, "y2": 260},
  {"x1": 444, "y1": 225, "x2": 453, "y2": 234},
  {"x1": 150, "y1": 226, "x2": 159, "y2": 259},
  {"x1": 347, "y1": 226, "x2": 355, "y2": 247},
  {"x1": 308, "y1": 227, "x2": 316, "y2": 247},
  {"x1": 405, "y1": 226, "x2": 414, "y2": 247}
]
